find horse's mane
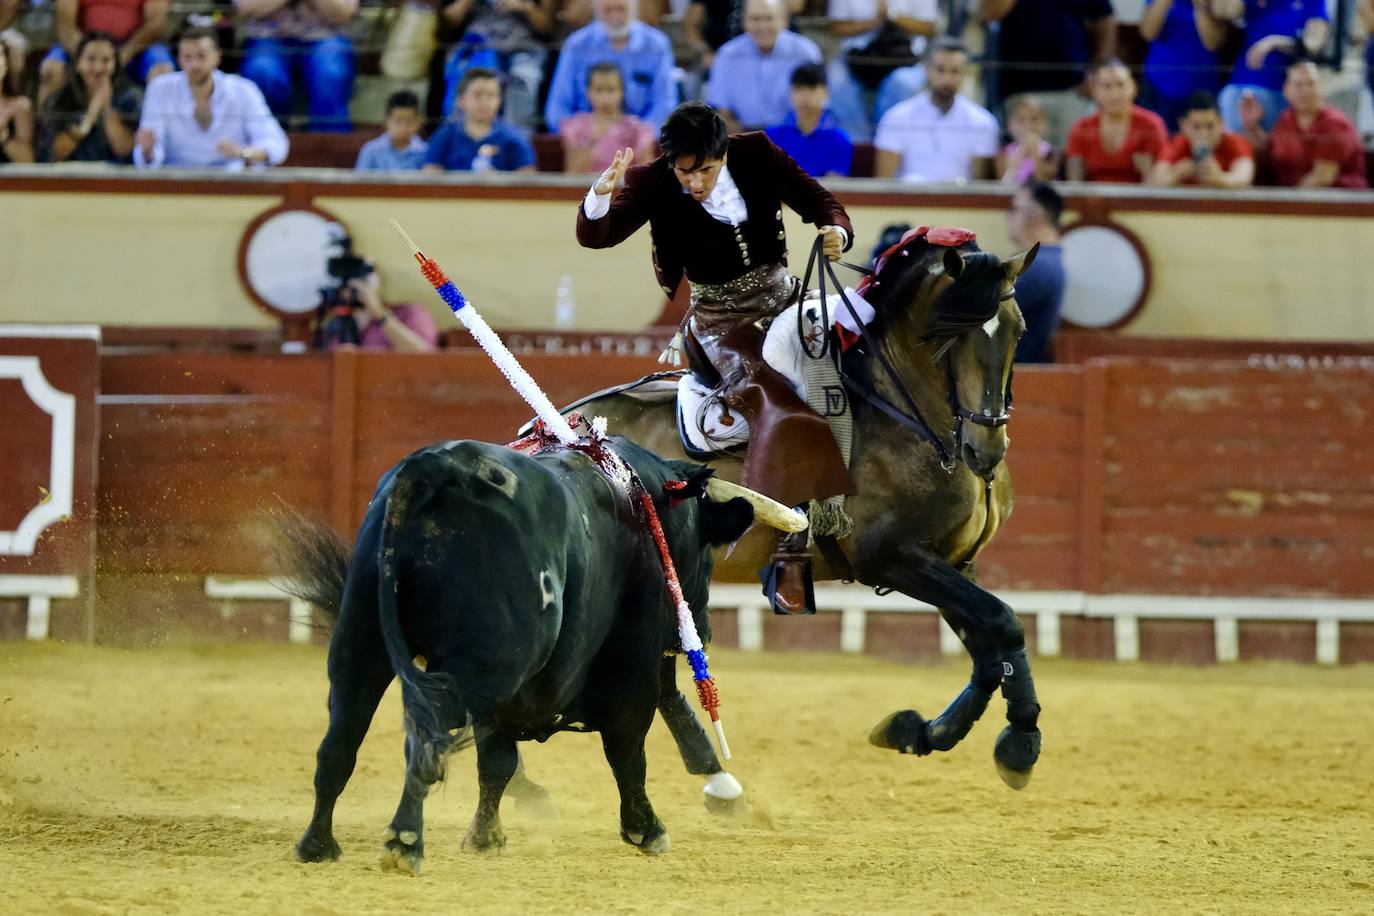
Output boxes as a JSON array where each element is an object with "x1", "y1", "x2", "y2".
[{"x1": 864, "y1": 239, "x2": 1005, "y2": 358}]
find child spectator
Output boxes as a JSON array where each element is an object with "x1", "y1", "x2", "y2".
[
  {"x1": 38, "y1": 0, "x2": 172, "y2": 106},
  {"x1": 998, "y1": 95, "x2": 1057, "y2": 185},
  {"x1": 1065, "y1": 60, "x2": 1167, "y2": 183},
  {"x1": 436, "y1": 0, "x2": 556, "y2": 133},
  {"x1": 1137, "y1": 0, "x2": 1227, "y2": 130},
  {"x1": 234, "y1": 0, "x2": 359, "y2": 132},
  {"x1": 0, "y1": 27, "x2": 32, "y2": 162},
  {"x1": 764, "y1": 61, "x2": 852, "y2": 177},
  {"x1": 425, "y1": 67, "x2": 536, "y2": 172},
  {"x1": 704, "y1": 0, "x2": 821, "y2": 132},
  {"x1": 133, "y1": 28, "x2": 289, "y2": 170},
  {"x1": 1241, "y1": 60, "x2": 1367, "y2": 189},
  {"x1": 355, "y1": 89, "x2": 428, "y2": 172},
  {"x1": 1148, "y1": 90, "x2": 1254, "y2": 187},
  {"x1": 558, "y1": 61, "x2": 655, "y2": 174},
  {"x1": 37, "y1": 31, "x2": 140, "y2": 163}
]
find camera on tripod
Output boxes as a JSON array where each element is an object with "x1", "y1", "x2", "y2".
[{"x1": 314, "y1": 226, "x2": 376, "y2": 348}]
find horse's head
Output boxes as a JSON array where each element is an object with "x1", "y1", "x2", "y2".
[
  {"x1": 862, "y1": 231, "x2": 1038, "y2": 478},
  {"x1": 938, "y1": 244, "x2": 1036, "y2": 477}
]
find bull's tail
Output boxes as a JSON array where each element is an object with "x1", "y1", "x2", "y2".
[
  {"x1": 271, "y1": 506, "x2": 351, "y2": 625},
  {"x1": 377, "y1": 472, "x2": 473, "y2": 787}
]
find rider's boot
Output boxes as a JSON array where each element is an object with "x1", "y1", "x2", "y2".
[{"x1": 762, "y1": 528, "x2": 816, "y2": 615}]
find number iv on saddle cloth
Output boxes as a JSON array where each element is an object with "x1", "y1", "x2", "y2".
[{"x1": 387, "y1": 218, "x2": 744, "y2": 760}]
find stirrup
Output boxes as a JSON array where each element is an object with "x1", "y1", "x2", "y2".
[{"x1": 759, "y1": 553, "x2": 817, "y2": 616}]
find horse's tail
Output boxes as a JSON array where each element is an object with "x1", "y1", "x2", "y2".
[
  {"x1": 377, "y1": 464, "x2": 473, "y2": 787},
  {"x1": 271, "y1": 506, "x2": 351, "y2": 626}
]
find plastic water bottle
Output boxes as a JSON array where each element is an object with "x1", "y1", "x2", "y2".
[{"x1": 554, "y1": 274, "x2": 576, "y2": 329}]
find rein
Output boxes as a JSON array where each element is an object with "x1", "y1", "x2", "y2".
[{"x1": 799, "y1": 235, "x2": 1014, "y2": 477}]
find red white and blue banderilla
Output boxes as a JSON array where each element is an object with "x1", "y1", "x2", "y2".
[{"x1": 388, "y1": 219, "x2": 730, "y2": 760}]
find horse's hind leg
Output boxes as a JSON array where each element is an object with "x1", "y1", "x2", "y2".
[
  {"x1": 864, "y1": 549, "x2": 1041, "y2": 787},
  {"x1": 296, "y1": 637, "x2": 393, "y2": 863},
  {"x1": 657, "y1": 656, "x2": 744, "y2": 814}
]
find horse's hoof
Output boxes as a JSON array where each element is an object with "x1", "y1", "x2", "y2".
[
  {"x1": 294, "y1": 833, "x2": 341, "y2": 863},
  {"x1": 622, "y1": 828, "x2": 671, "y2": 856},
  {"x1": 380, "y1": 826, "x2": 423, "y2": 875},
  {"x1": 993, "y1": 725, "x2": 1041, "y2": 790},
  {"x1": 868, "y1": 709, "x2": 931, "y2": 755},
  {"x1": 702, "y1": 771, "x2": 745, "y2": 815}
]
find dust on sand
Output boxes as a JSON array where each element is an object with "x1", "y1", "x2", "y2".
[{"x1": 2, "y1": 643, "x2": 1372, "y2": 915}]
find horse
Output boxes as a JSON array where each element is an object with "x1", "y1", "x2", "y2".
[{"x1": 551, "y1": 229, "x2": 1045, "y2": 794}]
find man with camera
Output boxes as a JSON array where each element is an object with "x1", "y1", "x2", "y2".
[
  {"x1": 1149, "y1": 90, "x2": 1255, "y2": 188},
  {"x1": 315, "y1": 231, "x2": 438, "y2": 352}
]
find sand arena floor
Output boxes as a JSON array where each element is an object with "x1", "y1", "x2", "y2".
[{"x1": 1, "y1": 642, "x2": 1372, "y2": 915}]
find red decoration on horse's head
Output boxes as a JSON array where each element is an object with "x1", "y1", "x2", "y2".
[{"x1": 856, "y1": 226, "x2": 978, "y2": 297}]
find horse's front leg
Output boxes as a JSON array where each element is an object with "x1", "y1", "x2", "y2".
[{"x1": 860, "y1": 546, "x2": 1041, "y2": 788}]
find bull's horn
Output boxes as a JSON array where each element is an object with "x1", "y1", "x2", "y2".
[{"x1": 704, "y1": 479, "x2": 809, "y2": 533}]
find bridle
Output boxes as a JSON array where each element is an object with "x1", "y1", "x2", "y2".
[{"x1": 800, "y1": 235, "x2": 1015, "y2": 477}]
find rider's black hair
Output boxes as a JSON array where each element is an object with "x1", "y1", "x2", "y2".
[{"x1": 659, "y1": 102, "x2": 728, "y2": 170}]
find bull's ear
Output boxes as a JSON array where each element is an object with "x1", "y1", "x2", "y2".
[
  {"x1": 700, "y1": 497, "x2": 755, "y2": 546},
  {"x1": 666, "y1": 463, "x2": 715, "y2": 502}
]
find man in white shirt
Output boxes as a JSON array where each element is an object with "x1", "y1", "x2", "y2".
[
  {"x1": 826, "y1": 0, "x2": 937, "y2": 141},
  {"x1": 133, "y1": 28, "x2": 289, "y2": 170},
  {"x1": 874, "y1": 38, "x2": 998, "y2": 183},
  {"x1": 704, "y1": 0, "x2": 822, "y2": 132}
]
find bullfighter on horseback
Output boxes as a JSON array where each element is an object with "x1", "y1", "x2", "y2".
[{"x1": 576, "y1": 102, "x2": 854, "y2": 614}]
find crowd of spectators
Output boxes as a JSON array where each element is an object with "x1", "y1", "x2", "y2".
[{"x1": 0, "y1": 0, "x2": 1368, "y2": 189}]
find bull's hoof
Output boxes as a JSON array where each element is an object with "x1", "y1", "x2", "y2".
[
  {"x1": 462, "y1": 820, "x2": 507, "y2": 854},
  {"x1": 379, "y1": 827, "x2": 423, "y2": 876},
  {"x1": 294, "y1": 832, "x2": 341, "y2": 863},
  {"x1": 868, "y1": 709, "x2": 931, "y2": 755},
  {"x1": 993, "y1": 725, "x2": 1041, "y2": 790},
  {"x1": 622, "y1": 827, "x2": 671, "y2": 856},
  {"x1": 702, "y1": 772, "x2": 746, "y2": 816}
]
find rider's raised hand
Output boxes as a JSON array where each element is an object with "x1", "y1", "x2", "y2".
[{"x1": 594, "y1": 147, "x2": 635, "y2": 196}]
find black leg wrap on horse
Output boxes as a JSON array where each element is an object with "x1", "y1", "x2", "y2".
[
  {"x1": 999, "y1": 647, "x2": 1040, "y2": 732},
  {"x1": 925, "y1": 683, "x2": 993, "y2": 753}
]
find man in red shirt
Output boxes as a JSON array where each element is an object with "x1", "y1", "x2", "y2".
[
  {"x1": 38, "y1": 0, "x2": 172, "y2": 104},
  {"x1": 1242, "y1": 59, "x2": 1368, "y2": 188},
  {"x1": 1149, "y1": 90, "x2": 1255, "y2": 188}
]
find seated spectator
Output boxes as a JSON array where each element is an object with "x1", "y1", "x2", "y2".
[
  {"x1": 318, "y1": 277, "x2": 439, "y2": 352},
  {"x1": 234, "y1": 0, "x2": 358, "y2": 133},
  {"x1": 1138, "y1": 0, "x2": 1226, "y2": 130},
  {"x1": 998, "y1": 94, "x2": 1057, "y2": 185},
  {"x1": 765, "y1": 62, "x2": 852, "y2": 176},
  {"x1": 133, "y1": 28, "x2": 289, "y2": 170},
  {"x1": 826, "y1": 0, "x2": 935, "y2": 142},
  {"x1": 38, "y1": 0, "x2": 173, "y2": 107},
  {"x1": 437, "y1": 0, "x2": 556, "y2": 132},
  {"x1": 38, "y1": 31, "x2": 140, "y2": 163},
  {"x1": 544, "y1": 0, "x2": 677, "y2": 131},
  {"x1": 1065, "y1": 60, "x2": 1167, "y2": 183},
  {"x1": 355, "y1": 89, "x2": 428, "y2": 172},
  {"x1": 874, "y1": 38, "x2": 998, "y2": 183},
  {"x1": 0, "y1": 27, "x2": 32, "y2": 162},
  {"x1": 1241, "y1": 60, "x2": 1367, "y2": 188},
  {"x1": 1006, "y1": 181, "x2": 1066, "y2": 364},
  {"x1": 558, "y1": 61, "x2": 656, "y2": 173},
  {"x1": 1148, "y1": 90, "x2": 1254, "y2": 187},
  {"x1": 425, "y1": 66, "x2": 536, "y2": 172},
  {"x1": 704, "y1": 0, "x2": 819, "y2": 132},
  {"x1": 979, "y1": 0, "x2": 1115, "y2": 148},
  {"x1": 1218, "y1": 0, "x2": 1327, "y2": 133}
]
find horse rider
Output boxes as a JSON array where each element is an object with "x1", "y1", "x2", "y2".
[{"x1": 576, "y1": 101, "x2": 855, "y2": 613}]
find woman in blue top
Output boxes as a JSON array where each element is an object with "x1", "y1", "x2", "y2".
[
  {"x1": 1138, "y1": 0, "x2": 1228, "y2": 131},
  {"x1": 424, "y1": 67, "x2": 537, "y2": 173},
  {"x1": 1217, "y1": 0, "x2": 1328, "y2": 132}
]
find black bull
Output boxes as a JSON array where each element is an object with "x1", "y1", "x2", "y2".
[{"x1": 289, "y1": 437, "x2": 755, "y2": 872}]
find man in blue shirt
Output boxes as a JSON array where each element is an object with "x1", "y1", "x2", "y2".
[
  {"x1": 765, "y1": 63, "x2": 853, "y2": 176},
  {"x1": 704, "y1": 0, "x2": 821, "y2": 131},
  {"x1": 1217, "y1": 0, "x2": 1328, "y2": 132},
  {"x1": 1005, "y1": 181, "x2": 1066, "y2": 364},
  {"x1": 543, "y1": 0, "x2": 678, "y2": 131},
  {"x1": 355, "y1": 90, "x2": 428, "y2": 172},
  {"x1": 424, "y1": 68, "x2": 536, "y2": 172}
]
